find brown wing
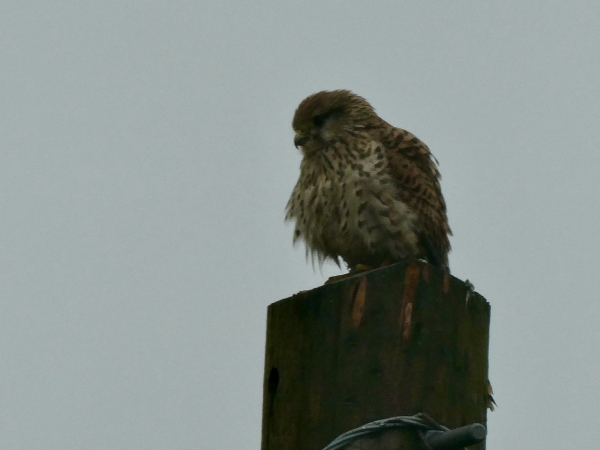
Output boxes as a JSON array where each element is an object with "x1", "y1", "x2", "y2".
[{"x1": 370, "y1": 124, "x2": 451, "y2": 267}]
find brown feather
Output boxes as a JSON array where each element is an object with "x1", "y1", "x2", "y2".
[
  {"x1": 369, "y1": 124, "x2": 452, "y2": 266},
  {"x1": 286, "y1": 90, "x2": 452, "y2": 270}
]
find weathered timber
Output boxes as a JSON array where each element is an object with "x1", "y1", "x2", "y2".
[{"x1": 261, "y1": 260, "x2": 490, "y2": 450}]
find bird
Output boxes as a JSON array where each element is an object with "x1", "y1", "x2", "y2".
[{"x1": 285, "y1": 90, "x2": 452, "y2": 272}]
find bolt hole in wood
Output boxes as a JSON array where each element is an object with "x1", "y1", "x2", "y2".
[
  {"x1": 261, "y1": 263, "x2": 490, "y2": 450},
  {"x1": 268, "y1": 367, "x2": 280, "y2": 395}
]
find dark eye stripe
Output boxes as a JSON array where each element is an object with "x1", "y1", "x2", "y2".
[{"x1": 313, "y1": 114, "x2": 328, "y2": 127}]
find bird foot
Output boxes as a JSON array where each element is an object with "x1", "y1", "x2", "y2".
[
  {"x1": 352, "y1": 264, "x2": 373, "y2": 273},
  {"x1": 325, "y1": 264, "x2": 373, "y2": 284},
  {"x1": 325, "y1": 273, "x2": 353, "y2": 284}
]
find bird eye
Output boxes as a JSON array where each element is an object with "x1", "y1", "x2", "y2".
[{"x1": 313, "y1": 114, "x2": 328, "y2": 127}]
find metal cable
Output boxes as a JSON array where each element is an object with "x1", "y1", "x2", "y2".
[
  {"x1": 321, "y1": 413, "x2": 447, "y2": 450},
  {"x1": 321, "y1": 413, "x2": 485, "y2": 450}
]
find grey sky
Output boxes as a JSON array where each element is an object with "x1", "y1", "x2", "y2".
[{"x1": 2, "y1": 1, "x2": 599, "y2": 449}]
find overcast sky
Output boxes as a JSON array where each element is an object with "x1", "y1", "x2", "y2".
[{"x1": 2, "y1": 1, "x2": 599, "y2": 449}]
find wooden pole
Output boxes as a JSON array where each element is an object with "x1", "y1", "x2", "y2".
[{"x1": 261, "y1": 261, "x2": 490, "y2": 450}]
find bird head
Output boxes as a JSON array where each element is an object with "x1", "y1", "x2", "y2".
[{"x1": 292, "y1": 90, "x2": 378, "y2": 154}]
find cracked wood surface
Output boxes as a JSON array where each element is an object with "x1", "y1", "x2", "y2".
[{"x1": 261, "y1": 260, "x2": 490, "y2": 450}]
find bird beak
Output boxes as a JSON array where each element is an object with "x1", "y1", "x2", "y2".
[{"x1": 294, "y1": 134, "x2": 308, "y2": 149}]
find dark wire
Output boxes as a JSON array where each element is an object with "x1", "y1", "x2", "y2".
[{"x1": 322, "y1": 413, "x2": 449, "y2": 450}]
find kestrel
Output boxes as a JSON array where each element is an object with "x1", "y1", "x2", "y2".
[{"x1": 285, "y1": 90, "x2": 451, "y2": 271}]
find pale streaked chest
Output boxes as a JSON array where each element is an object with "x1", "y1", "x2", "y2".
[{"x1": 286, "y1": 142, "x2": 398, "y2": 248}]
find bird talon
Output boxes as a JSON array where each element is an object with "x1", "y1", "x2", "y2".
[{"x1": 325, "y1": 273, "x2": 353, "y2": 284}]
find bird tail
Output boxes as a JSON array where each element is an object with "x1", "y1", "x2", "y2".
[{"x1": 420, "y1": 235, "x2": 447, "y2": 269}]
